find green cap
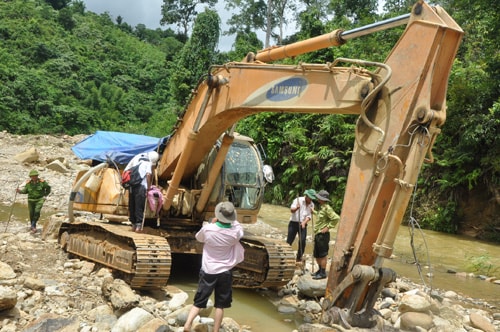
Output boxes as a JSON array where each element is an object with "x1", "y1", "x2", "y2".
[
  {"x1": 29, "y1": 169, "x2": 39, "y2": 176},
  {"x1": 304, "y1": 189, "x2": 316, "y2": 200}
]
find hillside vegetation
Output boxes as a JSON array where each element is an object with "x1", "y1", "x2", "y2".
[
  {"x1": 0, "y1": 0, "x2": 181, "y2": 136},
  {"x1": 0, "y1": 0, "x2": 498, "y2": 241}
]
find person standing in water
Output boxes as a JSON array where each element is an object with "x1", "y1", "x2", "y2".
[{"x1": 183, "y1": 201, "x2": 245, "y2": 332}]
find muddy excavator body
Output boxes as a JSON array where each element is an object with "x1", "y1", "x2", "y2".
[{"x1": 58, "y1": 1, "x2": 462, "y2": 327}]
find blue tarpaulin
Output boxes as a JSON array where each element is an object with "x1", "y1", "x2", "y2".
[{"x1": 71, "y1": 131, "x2": 168, "y2": 165}]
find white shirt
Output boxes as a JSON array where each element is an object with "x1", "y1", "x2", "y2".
[
  {"x1": 196, "y1": 221, "x2": 245, "y2": 274},
  {"x1": 290, "y1": 196, "x2": 314, "y2": 223},
  {"x1": 125, "y1": 154, "x2": 153, "y2": 188}
]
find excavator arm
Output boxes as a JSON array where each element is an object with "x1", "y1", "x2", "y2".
[
  {"x1": 322, "y1": 2, "x2": 463, "y2": 327},
  {"x1": 157, "y1": 0, "x2": 462, "y2": 327}
]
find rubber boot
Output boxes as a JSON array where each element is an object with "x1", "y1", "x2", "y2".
[{"x1": 313, "y1": 268, "x2": 326, "y2": 279}]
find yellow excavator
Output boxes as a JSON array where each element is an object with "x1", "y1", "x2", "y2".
[{"x1": 58, "y1": 1, "x2": 462, "y2": 328}]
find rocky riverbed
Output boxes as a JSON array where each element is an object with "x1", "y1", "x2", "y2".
[{"x1": 0, "y1": 131, "x2": 499, "y2": 332}]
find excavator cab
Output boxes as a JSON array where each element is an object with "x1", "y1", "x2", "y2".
[{"x1": 195, "y1": 133, "x2": 270, "y2": 223}]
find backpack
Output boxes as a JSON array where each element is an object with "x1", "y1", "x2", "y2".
[
  {"x1": 121, "y1": 163, "x2": 143, "y2": 189},
  {"x1": 146, "y1": 185, "x2": 164, "y2": 218}
]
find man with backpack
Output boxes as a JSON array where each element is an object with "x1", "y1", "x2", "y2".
[{"x1": 124, "y1": 151, "x2": 159, "y2": 232}]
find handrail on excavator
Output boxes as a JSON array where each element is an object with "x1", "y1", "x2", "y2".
[{"x1": 254, "y1": 12, "x2": 412, "y2": 63}]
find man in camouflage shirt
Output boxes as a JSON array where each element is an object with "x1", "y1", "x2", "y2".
[
  {"x1": 17, "y1": 169, "x2": 51, "y2": 233},
  {"x1": 311, "y1": 190, "x2": 340, "y2": 279}
]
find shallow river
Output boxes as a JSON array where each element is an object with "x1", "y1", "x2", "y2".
[
  {"x1": 1, "y1": 202, "x2": 499, "y2": 331},
  {"x1": 257, "y1": 204, "x2": 500, "y2": 301}
]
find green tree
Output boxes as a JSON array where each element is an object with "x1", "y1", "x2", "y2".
[
  {"x1": 160, "y1": 0, "x2": 217, "y2": 36},
  {"x1": 225, "y1": 0, "x2": 298, "y2": 47},
  {"x1": 225, "y1": 29, "x2": 263, "y2": 60},
  {"x1": 329, "y1": 0, "x2": 378, "y2": 22},
  {"x1": 57, "y1": 7, "x2": 76, "y2": 31},
  {"x1": 168, "y1": 9, "x2": 221, "y2": 106},
  {"x1": 45, "y1": 0, "x2": 71, "y2": 10},
  {"x1": 225, "y1": 0, "x2": 267, "y2": 36}
]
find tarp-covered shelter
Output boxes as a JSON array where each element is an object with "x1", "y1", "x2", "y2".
[{"x1": 71, "y1": 131, "x2": 169, "y2": 165}]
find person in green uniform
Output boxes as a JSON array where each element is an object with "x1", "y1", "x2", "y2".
[
  {"x1": 311, "y1": 190, "x2": 340, "y2": 279},
  {"x1": 16, "y1": 169, "x2": 51, "y2": 233}
]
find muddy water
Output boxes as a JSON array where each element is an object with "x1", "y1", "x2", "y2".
[
  {"x1": 258, "y1": 203, "x2": 500, "y2": 309},
  {"x1": 0, "y1": 202, "x2": 34, "y2": 230},
  {"x1": 169, "y1": 264, "x2": 299, "y2": 331},
  {"x1": 1, "y1": 202, "x2": 499, "y2": 331}
]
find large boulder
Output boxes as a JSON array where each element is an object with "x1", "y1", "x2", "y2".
[
  {"x1": 0, "y1": 286, "x2": 17, "y2": 311},
  {"x1": 297, "y1": 274, "x2": 327, "y2": 298},
  {"x1": 14, "y1": 147, "x2": 39, "y2": 164},
  {"x1": 102, "y1": 278, "x2": 140, "y2": 313}
]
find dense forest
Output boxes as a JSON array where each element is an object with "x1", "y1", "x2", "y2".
[{"x1": 0, "y1": 0, "x2": 498, "y2": 241}]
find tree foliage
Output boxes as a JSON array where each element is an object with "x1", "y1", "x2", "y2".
[
  {"x1": 168, "y1": 9, "x2": 221, "y2": 107},
  {"x1": 225, "y1": 0, "x2": 298, "y2": 46},
  {"x1": 160, "y1": 0, "x2": 217, "y2": 36},
  {"x1": 44, "y1": 0, "x2": 71, "y2": 10},
  {"x1": 329, "y1": 0, "x2": 378, "y2": 22},
  {"x1": 0, "y1": 0, "x2": 179, "y2": 136}
]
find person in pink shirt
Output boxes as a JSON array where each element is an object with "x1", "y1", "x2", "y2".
[{"x1": 183, "y1": 201, "x2": 245, "y2": 332}]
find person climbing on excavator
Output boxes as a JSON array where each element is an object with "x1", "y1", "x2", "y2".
[{"x1": 124, "y1": 151, "x2": 159, "y2": 232}]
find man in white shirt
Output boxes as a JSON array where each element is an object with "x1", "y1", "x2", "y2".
[
  {"x1": 183, "y1": 201, "x2": 245, "y2": 332},
  {"x1": 287, "y1": 189, "x2": 316, "y2": 264}
]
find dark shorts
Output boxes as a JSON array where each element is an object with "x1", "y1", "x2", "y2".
[
  {"x1": 193, "y1": 269, "x2": 233, "y2": 309},
  {"x1": 313, "y1": 232, "x2": 330, "y2": 258}
]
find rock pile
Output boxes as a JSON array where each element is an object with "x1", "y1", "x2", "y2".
[
  {"x1": 0, "y1": 220, "x2": 244, "y2": 332},
  {"x1": 278, "y1": 263, "x2": 499, "y2": 332}
]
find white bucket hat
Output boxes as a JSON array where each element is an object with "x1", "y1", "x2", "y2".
[
  {"x1": 148, "y1": 151, "x2": 159, "y2": 163},
  {"x1": 215, "y1": 201, "x2": 237, "y2": 224}
]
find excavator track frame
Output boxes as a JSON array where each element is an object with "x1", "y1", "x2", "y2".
[
  {"x1": 59, "y1": 221, "x2": 171, "y2": 289},
  {"x1": 58, "y1": 219, "x2": 296, "y2": 289},
  {"x1": 234, "y1": 234, "x2": 296, "y2": 288}
]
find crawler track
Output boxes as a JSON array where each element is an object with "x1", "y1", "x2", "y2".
[
  {"x1": 58, "y1": 221, "x2": 295, "y2": 289},
  {"x1": 59, "y1": 221, "x2": 171, "y2": 289},
  {"x1": 234, "y1": 235, "x2": 296, "y2": 288}
]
